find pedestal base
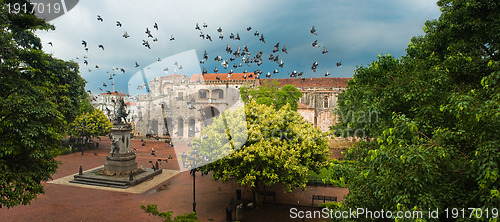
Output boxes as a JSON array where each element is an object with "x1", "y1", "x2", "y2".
[
  {"x1": 70, "y1": 167, "x2": 162, "y2": 189},
  {"x1": 103, "y1": 152, "x2": 138, "y2": 175}
]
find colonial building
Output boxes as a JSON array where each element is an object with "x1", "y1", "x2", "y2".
[
  {"x1": 134, "y1": 73, "x2": 257, "y2": 139},
  {"x1": 260, "y1": 78, "x2": 349, "y2": 131},
  {"x1": 133, "y1": 73, "x2": 350, "y2": 139}
]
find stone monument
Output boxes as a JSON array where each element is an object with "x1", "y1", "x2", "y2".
[{"x1": 71, "y1": 98, "x2": 162, "y2": 188}]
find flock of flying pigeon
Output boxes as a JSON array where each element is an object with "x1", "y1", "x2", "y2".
[{"x1": 47, "y1": 15, "x2": 342, "y2": 96}]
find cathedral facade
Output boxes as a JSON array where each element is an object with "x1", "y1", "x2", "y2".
[{"x1": 133, "y1": 73, "x2": 349, "y2": 140}]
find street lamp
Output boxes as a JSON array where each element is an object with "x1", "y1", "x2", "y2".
[{"x1": 188, "y1": 149, "x2": 200, "y2": 213}]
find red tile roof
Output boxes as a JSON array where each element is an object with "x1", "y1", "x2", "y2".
[
  {"x1": 190, "y1": 73, "x2": 258, "y2": 82},
  {"x1": 100, "y1": 92, "x2": 127, "y2": 96},
  {"x1": 159, "y1": 74, "x2": 187, "y2": 80},
  {"x1": 297, "y1": 102, "x2": 314, "y2": 109},
  {"x1": 259, "y1": 77, "x2": 350, "y2": 88}
]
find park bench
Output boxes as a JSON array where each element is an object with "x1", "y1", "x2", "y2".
[{"x1": 312, "y1": 195, "x2": 337, "y2": 205}]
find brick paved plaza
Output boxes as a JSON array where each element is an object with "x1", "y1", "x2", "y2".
[{"x1": 1, "y1": 138, "x2": 348, "y2": 221}]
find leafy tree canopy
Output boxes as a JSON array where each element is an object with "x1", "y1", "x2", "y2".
[
  {"x1": 0, "y1": 0, "x2": 90, "y2": 208},
  {"x1": 240, "y1": 80, "x2": 302, "y2": 111},
  {"x1": 69, "y1": 109, "x2": 112, "y2": 139},
  {"x1": 193, "y1": 100, "x2": 329, "y2": 205},
  {"x1": 141, "y1": 204, "x2": 198, "y2": 222},
  {"x1": 330, "y1": 0, "x2": 500, "y2": 218}
]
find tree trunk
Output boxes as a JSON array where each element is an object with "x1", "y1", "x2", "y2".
[{"x1": 252, "y1": 181, "x2": 263, "y2": 209}]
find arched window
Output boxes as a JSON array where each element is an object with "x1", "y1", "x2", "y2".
[
  {"x1": 199, "y1": 89, "x2": 208, "y2": 99},
  {"x1": 213, "y1": 89, "x2": 224, "y2": 99},
  {"x1": 188, "y1": 119, "x2": 196, "y2": 137},
  {"x1": 177, "y1": 118, "x2": 184, "y2": 137},
  {"x1": 323, "y1": 97, "x2": 329, "y2": 108}
]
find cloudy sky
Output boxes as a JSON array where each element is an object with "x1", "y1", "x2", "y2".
[{"x1": 36, "y1": 0, "x2": 442, "y2": 95}]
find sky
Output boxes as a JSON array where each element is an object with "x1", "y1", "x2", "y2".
[{"x1": 36, "y1": 0, "x2": 442, "y2": 96}]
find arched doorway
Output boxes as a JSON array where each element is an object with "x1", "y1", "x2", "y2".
[
  {"x1": 177, "y1": 118, "x2": 184, "y2": 137},
  {"x1": 151, "y1": 119, "x2": 158, "y2": 135},
  {"x1": 163, "y1": 118, "x2": 173, "y2": 136},
  {"x1": 201, "y1": 106, "x2": 220, "y2": 126},
  {"x1": 188, "y1": 119, "x2": 196, "y2": 137}
]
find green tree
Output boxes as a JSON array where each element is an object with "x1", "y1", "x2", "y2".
[
  {"x1": 240, "y1": 80, "x2": 302, "y2": 111},
  {"x1": 330, "y1": 0, "x2": 500, "y2": 219},
  {"x1": 0, "y1": 0, "x2": 89, "y2": 208},
  {"x1": 193, "y1": 100, "x2": 329, "y2": 207},
  {"x1": 69, "y1": 109, "x2": 113, "y2": 139},
  {"x1": 141, "y1": 204, "x2": 199, "y2": 222}
]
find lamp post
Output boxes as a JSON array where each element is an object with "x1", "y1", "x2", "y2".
[
  {"x1": 76, "y1": 124, "x2": 87, "y2": 155},
  {"x1": 188, "y1": 150, "x2": 200, "y2": 213}
]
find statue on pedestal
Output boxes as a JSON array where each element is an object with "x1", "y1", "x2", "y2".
[{"x1": 114, "y1": 98, "x2": 130, "y2": 125}]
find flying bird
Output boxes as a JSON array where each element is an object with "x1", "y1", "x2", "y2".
[
  {"x1": 273, "y1": 42, "x2": 280, "y2": 53},
  {"x1": 97, "y1": 15, "x2": 103, "y2": 22},
  {"x1": 259, "y1": 34, "x2": 265, "y2": 43},
  {"x1": 170, "y1": 35, "x2": 175, "y2": 41},
  {"x1": 325, "y1": 70, "x2": 330, "y2": 76},
  {"x1": 336, "y1": 61, "x2": 342, "y2": 67},
  {"x1": 116, "y1": 21, "x2": 122, "y2": 27},
  {"x1": 153, "y1": 22, "x2": 158, "y2": 30},
  {"x1": 312, "y1": 40, "x2": 319, "y2": 47},
  {"x1": 217, "y1": 27, "x2": 222, "y2": 33},
  {"x1": 282, "y1": 44, "x2": 288, "y2": 54},
  {"x1": 195, "y1": 23, "x2": 200, "y2": 30},
  {"x1": 247, "y1": 27, "x2": 252, "y2": 31},
  {"x1": 48, "y1": 42, "x2": 53, "y2": 46},
  {"x1": 310, "y1": 25, "x2": 317, "y2": 35},
  {"x1": 123, "y1": 31, "x2": 130, "y2": 38},
  {"x1": 322, "y1": 46, "x2": 328, "y2": 54},
  {"x1": 311, "y1": 61, "x2": 318, "y2": 72},
  {"x1": 135, "y1": 61, "x2": 140, "y2": 67},
  {"x1": 82, "y1": 40, "x2": 87, "y2": 48},
  {"x1": 98, "y1": 45, "x2": 104, "y2": 50}
]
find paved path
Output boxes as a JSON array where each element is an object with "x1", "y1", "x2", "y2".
[{"x1": 1, "y1": 138, "x2": 348, "y2": 221}]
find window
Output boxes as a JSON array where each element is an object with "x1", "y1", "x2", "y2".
[
  {"x1": 177, "y1": 92, "x2": 184, "y2": 100},
  {"x1": 213, "y1": 89, "x2": 224, "y2": 99},
  {"x1": 323, "y1": 97, "x2": 329, "y2": 108},
  {"x1": 199, "y1": 90, "x2": 208, "y2": 99}
]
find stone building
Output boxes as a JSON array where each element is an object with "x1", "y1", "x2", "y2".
[
  {"x1": 260, "y1": 77, "x2": 350, "y2": 131},
  {"x1": 133, "y1": 73, "x2": 257, "y2": 139},
  {"x1": 133, "y1": 73, "x2": 350, "y2": 139}
]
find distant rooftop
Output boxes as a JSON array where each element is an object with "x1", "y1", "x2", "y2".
[
  {"x1": 190, "y1": 73, "x2": 258, "y2": 82},
  {"x1": 100, "y1": 92, "x2": 127, "y2": 96},
  {"x1": 260, "y1": 77, "x2": 350, "y2": 88}
]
